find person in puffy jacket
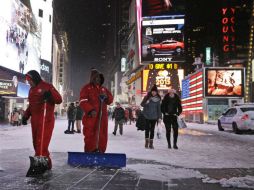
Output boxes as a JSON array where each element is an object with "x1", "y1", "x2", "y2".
[
  {"x1": 22, "y1": 70, "x2": 62, "y2": 170},
  {"x1": 75, "y1": 102, "x2": 83, "y2": 133},
  {"x1": 65, "y1": 102, "x2": 76, "y2": 134},
  {"x1": 141, "y1": 84, "x2": 162, "y2": 149},
  {"x1": 112, "y1": 102, "x2": 125, "y2": 135},
  {"x1": 161, "y1": 88, "x2": 182, "y2": 149},
  {"x1": 79, "y1": 69, "x2": 113, "y2": 153}
]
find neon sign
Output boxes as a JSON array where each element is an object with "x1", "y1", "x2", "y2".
[{"x1": 222, "y1": 7, "x2": 235, "y2": 53}]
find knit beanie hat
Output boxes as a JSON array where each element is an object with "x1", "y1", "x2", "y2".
[{"x1": 151, "y1": 84, "x2": 158, "y2": 92}]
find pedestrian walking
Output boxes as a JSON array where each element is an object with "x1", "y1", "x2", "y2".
[
  {"x1": 22, "y1": 70, "x2": 62, "y2": 170},
  {"x1": 79, "y1": 69, "x2": 113, "y2": 153},
  {"x1": 141, "y1": 84, "x2": 162, "y2": 149},
  {"x1": 75, "y1": 101, "x2": 83, "y2": 133},
  {"x1": 12, "y1": 108, "x2": 19, "y2": 126},
  {"x1": 112, "y1": 102, "x2": 125, "y2": 135},
  {"x1": 65, "y1": 103, "x2": 76, "y2": 134},
  {"x1": 124, "y1": 108, "x2": 129, "y2": 125},
  {"x1": 161, "y1": 88, "x2": 182, "y2": 149}
]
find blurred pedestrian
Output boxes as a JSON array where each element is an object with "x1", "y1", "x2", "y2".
[
  {"x1": 112, "y1": 102, "x2": 125, "y2": 135},
  {"x1": 141, "y1": 84, "x2": 162, "y2": 149},
  {"x1": 75, "y1": 101, "x2": 83, "y2": 133},
  {"x1": 12, "y1": 108, "x2": 19, "y2": 126},
  {"x1": 65, "y1": 102, "x2": 76, "y2": 134},
  {"x1": 79, "y1": 69, "x2": 113, "y2": 153},
  {"x1": 124, "y1": 108, "x2": 129, "y2": 125},
  {"x1": 161, "y1": 88, "x2": 182, "y2": 149},
  {"x1": 128, "y1": 107, "x2": 133, "y2": 124},
  {"x1": 22, "y1": 70, "x2": 62, "y2": 170}
]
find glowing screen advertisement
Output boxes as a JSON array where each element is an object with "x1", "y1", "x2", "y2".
[
  {"x1": 0, "y1": 0, "x2": 41, "y2": 74},
  {"x1": 205, "y1": 68, "x2": 244, "y2": 97},
  {"x1": 142, "y1": 0, "x2": 185, "y2": 17},
  {"x1": 141, "y1": 15, "x2": 184, "y2": 63},
  {"x1": 142, "y1": 63, "x2": 184, "y2": 94}
]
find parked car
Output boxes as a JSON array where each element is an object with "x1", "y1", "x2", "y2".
[
  {"x1": 218, "y1": 103, "x2": 254, "y2": 134},
  {"x1": 147, "y1": 40, "x2": 184, "y2": 55}
]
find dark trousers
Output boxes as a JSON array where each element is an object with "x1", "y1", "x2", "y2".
[
  {"x1": 114, "y1": 120, "x2": 123, "y2": 135},
  {"x1": 163, "y1": 115, "x2": 178, "y2": 145},
  {"x1": 145, "y1": 119, "x2": 157, "y2": 139},
  {"x1": 68, "y1": 120, "x2": 75, "y2": 131}
]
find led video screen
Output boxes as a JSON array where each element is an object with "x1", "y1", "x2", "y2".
[
  {"x1": 142, "y1": 63, "x2": 184, "y2": 94},
  {"x1": 205, "y1": 68, "x2": 245, "y2": 97},
  {"x1": 141, "y1": 15, "x2": 185, "y2": 63},
  {"x1": 142, "y1": 0, "x2": 185, "y2": 17},
  {"x1": 0, "y1": 0, "x2": 41, "y2": 74}
]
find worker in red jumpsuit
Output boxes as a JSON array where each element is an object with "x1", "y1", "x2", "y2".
[
  {"x1": 79, "y1": 69, "x2": 113, "y2": 153},
  {"x1": 22, "y1": 70, "x2": 62, "y2": 170}
]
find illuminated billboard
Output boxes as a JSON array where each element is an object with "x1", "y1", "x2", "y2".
[
  {"x1": 205, "y1": 68, "x2": 245, "y2": 97},
  {"x1": 142, "y1": 0, "x2": 185, "y2": 17},
  {"x1": 0, "y1": 0, "x2": 41, "y2": 74},
  {"x1": 141, "y1": 15, "x2": 184, "y2": 63},
  {"x1": 142, "y1": 63, "x2": 184, "y2": 94},
  {"x1": 0, "y1": 79, "x2": 17, "y2": 95}
]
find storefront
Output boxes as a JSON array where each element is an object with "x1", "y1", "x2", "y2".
[{"x1": 0, "y1": 66, "x2": 29, "y2": 123}]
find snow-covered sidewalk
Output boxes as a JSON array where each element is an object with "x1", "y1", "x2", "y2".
[
  {"x1": 1, "y1": 119, "x2": 254, "y2": 169},
  {"x1": 1, "y1": 119, "x2": 254, "y2": 189}
]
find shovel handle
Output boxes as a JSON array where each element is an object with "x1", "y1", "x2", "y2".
[{"x1": 40, "y1": 100, "x2": 47, "y2": 156}]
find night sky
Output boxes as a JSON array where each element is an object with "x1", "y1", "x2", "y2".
[{"x1": 54, "y1": 0, "x2": 112, "y2": 100}]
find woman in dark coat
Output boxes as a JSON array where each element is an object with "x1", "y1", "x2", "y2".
[
  {"x1": 79, "y1": 69, "x2": 113, "y2": 153},
  {"x1": 161, "y1": 89, "x2": 182, "y2": 149},
  {"x1": 141, "y1": 84, "x2": 162, "y2": 149}
]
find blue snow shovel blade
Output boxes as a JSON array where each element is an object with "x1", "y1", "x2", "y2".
[{"x1": 68, "y1": 152, "x2": 126, "y2": 168}]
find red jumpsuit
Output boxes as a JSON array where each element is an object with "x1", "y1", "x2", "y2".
[
  {"x1": 24, "y1": 80, "x2": 62, "y2": 165},
  {"x1": 79, "y1": 84, "x2": 113, "y2": 153}
]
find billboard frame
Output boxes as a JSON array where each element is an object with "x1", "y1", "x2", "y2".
[{"x1": 203, "y1": 67, "x2": 245, "y2": 98}]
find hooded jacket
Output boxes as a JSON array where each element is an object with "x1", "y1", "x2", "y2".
[
  {"x1": 24, "y1": 70, "x2": 62, "y2": 162},
  {"x1": 79, "y1": 69, "x2": 113, "y2": 153}
]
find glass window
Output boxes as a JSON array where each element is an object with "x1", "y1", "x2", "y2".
[{"x1": 240, "y1": 107, "x2": 254, "y2": 112}]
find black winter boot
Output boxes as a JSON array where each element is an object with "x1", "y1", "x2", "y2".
[
  {"x1": 145, "y1": 138, "x2": 149, "y2": 148},
  {"x1": 149, "y1": 139, "x2": 154, "y2": 149}
]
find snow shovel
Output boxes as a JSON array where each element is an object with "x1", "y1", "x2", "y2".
[
  {"x1": 26, "y1": 100, "x2": 49, "y2": 177},
  {"x1": 68, "y1": 94, "x2": 126, "y2": 168}
]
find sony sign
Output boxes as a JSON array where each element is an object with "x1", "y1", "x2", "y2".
[{"x1": 154, "y1": 57, "x2": 172, "y2": 62}]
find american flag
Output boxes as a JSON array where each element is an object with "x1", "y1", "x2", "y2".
[{"x1": 181, "y1": 69, "x2": 203, "y2": 114}]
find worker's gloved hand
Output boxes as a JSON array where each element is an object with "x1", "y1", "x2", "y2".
[
  {"x1": 22, "y1": 116, "x2": 28, "y2": 125},
  {"x1": 88, "y1": 110, "x2": 97, "y2": 118},
  {"x1": 99, "y1": 94, "x2": 107, "y2": 101},
  {"x1": 43, "y1": 91, "x2": 51, "y2": 101}
]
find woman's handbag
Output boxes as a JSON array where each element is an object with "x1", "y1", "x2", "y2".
[
  {"x1": 136, "y1": 112, "x2": 146, "y2": 131},
  {"x1": 177, "y1": 116, "x2": 187, "y2": 128}
]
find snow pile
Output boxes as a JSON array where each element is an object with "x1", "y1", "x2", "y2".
[
  {"x1": 203, "y1": 175, "x2": 254, "y2": 189},
  {"x1": 127, "y1": 163, "x2": 205, "y2": 181}
]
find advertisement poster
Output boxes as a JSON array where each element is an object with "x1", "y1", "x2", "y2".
[
  {"x1": 142, "y1": 0, "x2": 185, "y2": 17},
  {"x1": 141, "y1": 15, "x2": 184, "y2": 63},
  {"x1": 205, "y1": 68, "x2": 244, "y2": 97},
  {"x1": 17, "y1": 82, "x2": 30, "y2": 98},
  {"x1": 0, "y1": 79, "x2": 17, "y2": 95},
  {"x1": 0, "y1": 0, "x2": 41, "y2": 74},
  {"x1": 142, "y1": 63, "x2": 184, "y2": 94}
]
